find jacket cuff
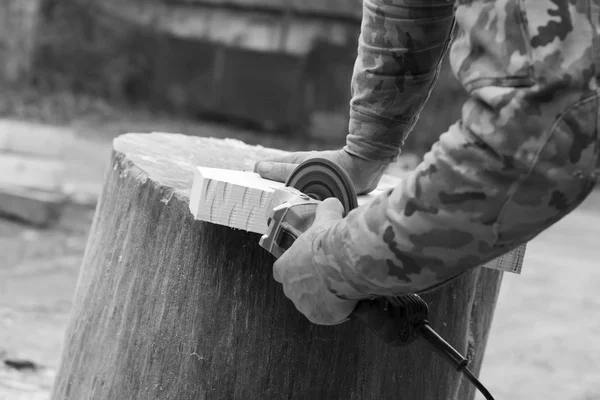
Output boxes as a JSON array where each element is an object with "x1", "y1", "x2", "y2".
[{"x1": 345, "y1": 108, "x2": 418, "y2": 162}]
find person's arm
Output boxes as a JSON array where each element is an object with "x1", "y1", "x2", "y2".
[
  {"x1": 344, "y1": 0, "x2": 456, "y2": 163},
  {"x1": 254, "y1": 1, "x2": 456, "y2": 196},
  {"x1": 315, "y1": 3, "x2": 599, "y2": 299}
]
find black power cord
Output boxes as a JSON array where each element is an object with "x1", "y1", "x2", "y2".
[
  {"x1": 417, "y1": 321, "x2": 494, "y2": 400},
  {"x1": 351, "y1": 294, "x2": 495, "y2": 400},
  {"x1": 462, "y1": 367, "x2": 495, "y2": 400}
]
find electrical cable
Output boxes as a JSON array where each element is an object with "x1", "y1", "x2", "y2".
[
  {"x1": 418, "y1": 304, "x2": 494, "y2": 400},
  {"x1": 351, "y1": 294, "x2": 496, "y2": 400},
  {"x1": 462, "y1": 367, "x2": 495, "y2": 400},
  {"x1": 417, "y1": 321, "x2": 495, "y2": 400}
]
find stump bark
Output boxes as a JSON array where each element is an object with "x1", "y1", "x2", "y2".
[{"x1": 51, "y1": 133, "x2": 504, "y2": 400}]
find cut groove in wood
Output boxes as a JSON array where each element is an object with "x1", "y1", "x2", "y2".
[{"x1": 483, "y1": 244, "x2": 526, "y2": 274}]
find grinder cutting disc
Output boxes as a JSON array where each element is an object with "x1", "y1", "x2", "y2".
[{"x1": 285, "y1": 158, "x2": 358, "y2": 215}]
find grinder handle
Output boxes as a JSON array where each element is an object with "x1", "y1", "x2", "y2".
[{"x1": 349, "y1": 294, "x2": 430, "y2": 347}]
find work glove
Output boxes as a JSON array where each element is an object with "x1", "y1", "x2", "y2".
[
  {"x1": 254, "y1": 148, "x2": 390, "y2": 195},
  {"x1": 272, "y1": 197, "x2": 358, "y2": 325}
]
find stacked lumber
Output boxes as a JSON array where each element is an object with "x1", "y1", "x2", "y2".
[{"x1": 0, "y1": 120, "x2": 71, "y2": 226}]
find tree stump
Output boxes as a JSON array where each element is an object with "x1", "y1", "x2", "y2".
[{"x1": 51, "y1": 133, "x2": 504, "y2": 400}]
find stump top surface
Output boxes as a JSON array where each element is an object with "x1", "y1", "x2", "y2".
[{"x1": 113, "y1": 132, "x2": 288, "y2": 201}]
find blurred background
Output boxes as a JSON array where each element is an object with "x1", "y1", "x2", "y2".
[{"x1": 0, "y1": 1, "x2": 598, "y2": 399}]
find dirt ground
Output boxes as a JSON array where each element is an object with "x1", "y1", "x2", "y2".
[{"x1": 0, "y1": 115, "x2": 599, "y2": 400}]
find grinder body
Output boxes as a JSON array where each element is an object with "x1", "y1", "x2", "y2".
[{"x1": 259, "y1": 186, "x2": 320, "y2": 259}]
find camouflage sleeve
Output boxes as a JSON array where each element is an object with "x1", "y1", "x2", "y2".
[
  {"x1": 316, "y1": 1, "x2": 600, "y2": 299},
  {"x1": 344, "y1": 0, "x2": 456, "y2": 162}
]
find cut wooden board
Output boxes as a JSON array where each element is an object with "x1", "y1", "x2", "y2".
[
  {"x1": 189, "y1": 166, "x2": 526, "y2": 274},
  {"x1": 189, "y1": 166, "x2": 397, "y2": 234},
  {"x1": 483, "y1": 244, "x2": 526, "y2": 275},
  {"x1": 0, "y1": 153, "x2": 65, "y2": 191},
  {"x1": 0, "y1": 184, "x2": 68, "y2": 226},
  {"x1": 0, "y1": 120, "x2": 74, "y2": 158}
]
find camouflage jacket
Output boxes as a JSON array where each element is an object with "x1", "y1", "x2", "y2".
[{"x1": 314, "y1": 0, "x2": 600, "y2": 299}]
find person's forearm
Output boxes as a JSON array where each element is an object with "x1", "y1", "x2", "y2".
[
  {"x1": 318, "y1": 84, "x2": 598, "y2": 299},
  {"x1": 344, "y1": 0, "x2": 456, "y2": 162},
  {"x1": 314, "y1": 1, "x2": 599, "y2": 299}
]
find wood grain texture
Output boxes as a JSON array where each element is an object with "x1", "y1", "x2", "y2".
[
  {"x1": 189, "y1": 167, "x2": 281, "y2": 234},
  {"x1": 51, "y1": 132, "x2": 504, "y2": 400}
]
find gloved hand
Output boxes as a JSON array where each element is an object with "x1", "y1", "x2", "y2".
[
  {"x1": 254, "y1": 148, "x2": 390, "y2": 195},
  {"x1": 273, "y1": 197, "x2": 358, "y2": 325}
]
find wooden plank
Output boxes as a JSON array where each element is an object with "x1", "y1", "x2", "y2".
[
  {"x1": 0, "y1": 184, "x2": 67, "y2": 226},
  {"x1": 189, "y1": 165, "x2": 525, "y2": 274},
  {"x1": 0, "y1": 153, "x2": 65, "y2": 191},
  {"x1": 188, "y1": 166, "x2": 396, "y2": 234},
  {"x1": 189, "y1": 167, "x2": 283, "y2": 234},
  {"x1": 483, "y1": 244, "x2": 526, "y2": 274},
  {"x1": 0, "y1": 120, "x2": 74, "y2": 157}
]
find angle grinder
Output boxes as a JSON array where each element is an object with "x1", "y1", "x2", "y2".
[
  {"x1": 259, "y1": 158, "x2": 357, "y2": 259},
  {"x1": 259, "y1": 158, "x2": 496, "y2": 400}
]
